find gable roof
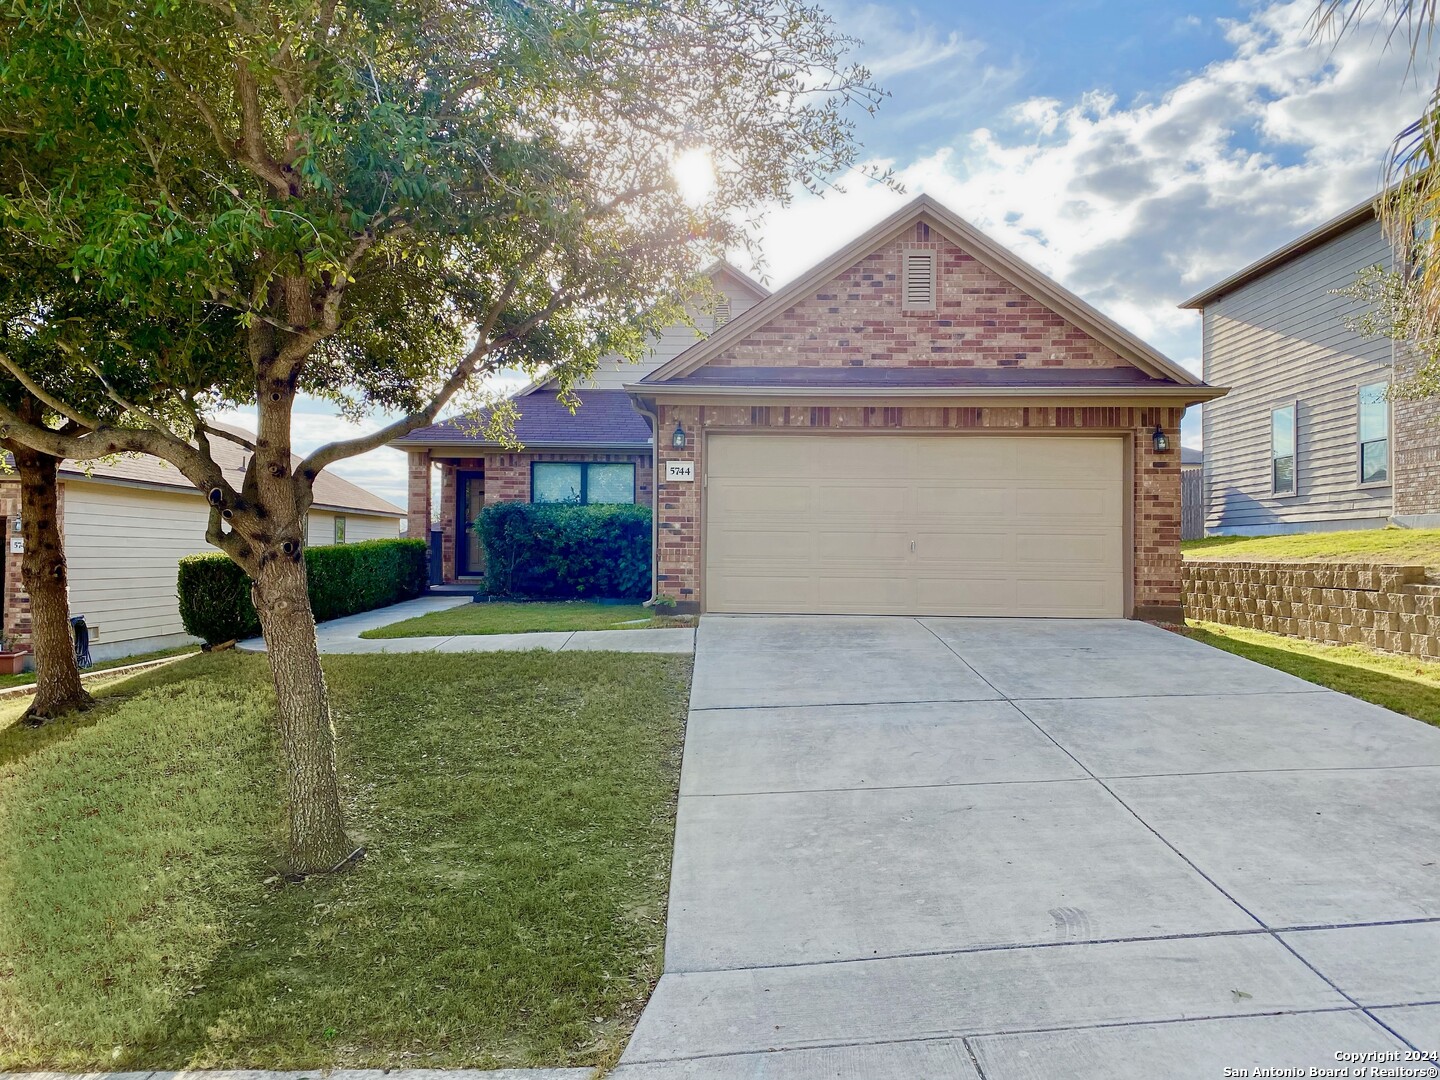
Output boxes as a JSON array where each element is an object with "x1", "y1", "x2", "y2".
[
  {"x1": 47, "y1": 423, "x2": 404, "y2": 516},
  {"x1": 390, "y1": 389, "x2": 651, "y2": 450},
  {"x1": 638, "y1": 194, "x2": 1204, "y2": 389},
  {"x1": 1179, "y1": 194, "x2": 1380, "y2": 310}
]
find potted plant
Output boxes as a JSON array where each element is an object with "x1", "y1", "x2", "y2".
[{"x1": 0, "y1": 638, "x2": 27, "y2": 676}]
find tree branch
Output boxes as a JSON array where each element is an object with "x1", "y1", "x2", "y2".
[{"x1": 0, "y1": 351, "x2": 103, "y2": 429}]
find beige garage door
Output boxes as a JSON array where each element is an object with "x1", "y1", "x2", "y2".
[{"x1": 704, "y1": 434, "x2": 1126, "y2": 617}]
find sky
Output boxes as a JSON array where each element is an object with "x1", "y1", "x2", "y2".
[{"x1": 222, "y1": 0, "x2": 1435, "y2": 508}]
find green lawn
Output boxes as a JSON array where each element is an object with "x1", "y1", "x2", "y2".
[
  {"x1": 0, "y1": 649, "x2": 690, "y2": 1070},
  {"x1": 1183, "y1": 527, "x2": 1440, "y2": 566},
  {"x1": 1186, "y1": 620, "x2": 1440, "y2": 728},
  {"x1": 0, "y1": 643, "x2": 198, "y2": 690},
  {"x1": 361, "y1": 600, "x2": 689, "y2": 639}
]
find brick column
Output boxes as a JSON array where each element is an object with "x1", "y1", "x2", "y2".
[
  {"x1": 0, "y1": 482, "x2": 33, "y2": 652},
  {"x1": 406, "y1": 450, "x2": 431, "y2": 540}
]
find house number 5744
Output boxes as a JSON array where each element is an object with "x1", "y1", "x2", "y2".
[{"x1": 665, "y1": 461, "x2": 695, "y2": 482}]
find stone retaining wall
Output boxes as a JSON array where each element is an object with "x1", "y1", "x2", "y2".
[{"x1": 1184, "y1": 559, "x2": 1440, "y2": 659}]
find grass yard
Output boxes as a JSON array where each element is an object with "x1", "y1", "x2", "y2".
[
  {"x1": 0, "y1": 643, "x2": 198, "y2": 690},
  {"x1": 1185, "y1": 620, "x2": 1440, "y2": 728},
  {"x1": 1183, "y1": 527, "x2": 1440, "y2": 567},
  {"x1": 361, "y1": 600, "x2": 689, "y2": 639},
  {"x1": 0, "y1": 648, "x2": 691, "y2": 1070}
]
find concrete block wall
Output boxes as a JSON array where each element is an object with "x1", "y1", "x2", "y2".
[{"x1": 1184, "y1": 558, "x2": 1440, "y2": 659}]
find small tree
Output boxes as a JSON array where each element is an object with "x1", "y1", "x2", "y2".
[{"x1": 0, "y1": 0, "x2": 884, "y2": 873}]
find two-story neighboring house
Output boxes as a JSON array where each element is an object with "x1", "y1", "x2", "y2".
[{"x1": 1181, "y1": 195, "x2": 1440, "y2": 534}]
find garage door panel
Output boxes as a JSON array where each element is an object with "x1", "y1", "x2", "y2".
[
  {"x1": 816, "y1": 528, "x2": 913, "y2": 561},
  {"x1": 1016, "y1": 530, "x2": 1119, "y2": 568},
  {"x1": 705, "y1": 435, "x2": 1125, "y2": 617},
  {"x1": 914, "y1": 530, "x2": 1014, "y2": 566},
  {"x1": 707, "y1": 528, "x2": 816, "y2": 561},
  {"x1": 813, "y1": 481, "x2": 909, "y2": 518},
  {"x1": 708, "y1": 482, "x2": 815, "y2": 516},
  {"x1": 1015, "y1": 575, "x2": 1124, "y2": 615},
  {"x1": 1012, "y1": 484, "x2": 1119, "y2": 521},
  {"x1": 918, "y1": 486, "x2": 1022, "y2": 525}
]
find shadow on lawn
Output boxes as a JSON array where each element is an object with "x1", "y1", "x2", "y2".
[
  {"x1": 1184, "y1": 626, "x2": 1440, "y2": 728},
  {"x1": 0, "y1": 695, "x2": 122, "y2": 770}
]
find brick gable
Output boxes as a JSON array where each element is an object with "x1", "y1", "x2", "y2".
[{"x1": 704, "y1": 222, "x2": 1132, "y2": 372}]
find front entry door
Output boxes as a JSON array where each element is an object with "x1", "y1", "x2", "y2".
[{"x1": 457, "y1": 470, "x2": 485, "y2": 576}]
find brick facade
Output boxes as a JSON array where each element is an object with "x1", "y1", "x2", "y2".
[
  {"x1": 647, "y1": 218, "x2": 1188, "y2": 618},
  {"x1": 1186, "y1": 559, "x2": 1440, "y2": 659},
  {"x1": 406, "y1": 450, "x2": 431, "y2": 541},
  {"x1": 0, "y1": 478, "x2": 54, "y2": 654},
  {"x1": 653, "y1": 403, "x2": 1183, "y2": 617},
  {"x1": 708, "y1": 226, "x2": 1129, "y2": 371},
  {"x1": 431, "y1": 450, "x2": 654, "y2": 584}
]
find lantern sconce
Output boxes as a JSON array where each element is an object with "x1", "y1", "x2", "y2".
[
  {"x1": 671, "y1": 422, "x2": 687, "y2": 450},
  {"x1": 11, "y1": 512, "x2": 20, "y2": 534},
  {"x1": 1152, "y1": 424, "x2": 1170, "y2": 454}
]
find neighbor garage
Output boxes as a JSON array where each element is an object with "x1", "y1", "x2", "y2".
[{"x1": 704, "y1": 433, "x2": 1126, "y2": 617}]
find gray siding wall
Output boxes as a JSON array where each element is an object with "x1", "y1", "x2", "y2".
[
  {"x1": 582, "y1": 279, "x2": 761, "y2": 389},
  {"x1": 1202, "y1": 219, "x2": 1395, "y2": 534}
]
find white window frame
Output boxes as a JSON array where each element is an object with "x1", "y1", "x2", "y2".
[
  {"x1": 333, "y1": 514, "x2": 347, "y2": 544},
  {"x1": 1357, "y1": 381, "x2": 1391, "y2": 488},
  {"x1": 901, "y1": 248, "x2": 937, "y2": 311},
  {"x1": 1271, "y1": 401, "x2": 1297, "y2": 497}
]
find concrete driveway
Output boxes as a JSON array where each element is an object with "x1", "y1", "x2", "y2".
[{"x1": 615, "y1": 616, "x2": 1440, "y2": 1079}]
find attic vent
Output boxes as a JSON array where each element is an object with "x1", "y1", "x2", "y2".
[
  {"x1": 713, "y1": 297, "x2": 732, "y2": 327},
  {"x1": 902, "y1": 249, "x2": 936, "y2": 310}
]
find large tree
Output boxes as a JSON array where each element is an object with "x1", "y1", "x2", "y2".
[{"x1": 0, "y1": 0, "x2": 883, "y2": 873}]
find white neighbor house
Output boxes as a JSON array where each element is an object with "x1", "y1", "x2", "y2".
[{"x1": 2, "y1": 429, "x2": 403, "y2": 663}]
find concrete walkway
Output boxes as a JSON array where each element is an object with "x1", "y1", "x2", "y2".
[
  {"x1": 237, "y1": 594, "x2": 694, "y2": 655},
  {"x1": 616, "y1": 615, "x2": 1440, "y2": 1078}
]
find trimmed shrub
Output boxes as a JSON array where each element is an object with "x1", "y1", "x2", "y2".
[
  {"x1": 479, "y1": 502, "x2": 651, "y2": 600},
  {"x1": 177, "y1": 538, "x2": 428, "y2": 644}
]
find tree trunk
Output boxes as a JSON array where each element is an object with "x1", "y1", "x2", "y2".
[
  {"x1": 251, "y1": 549, "x2": 356, "y2": 875},
  {"x1": 8, "y1": 444, "x2": 92, "y2": 722}
]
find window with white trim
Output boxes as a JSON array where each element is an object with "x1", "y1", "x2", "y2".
[
  {"x1": 901, "y1": 249, "x2": 936, "y2": 310},
  {"x1": 1271, "y1": 404, "x2": 1296, "y2": 495},
  {"x1": 1358, "y1": 382, "x2": 1390, "y2": 485},
  {"x1": 333, "y1": 515, "x2": 347, "y2": 544}
]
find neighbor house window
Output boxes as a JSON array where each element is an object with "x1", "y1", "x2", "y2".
[
  {"x1": 1358, "y1": 382, "x2": 1390, "y2": 485},
  {"x1": 333, "y1": 515, "x2": 347, "y2": 544},
  {"x1": 1271, "y1": 404, "x2": 1296, "y2": 495},
  {"x1": 531, "y1": 462, "x2": 635, "y2": 505}
]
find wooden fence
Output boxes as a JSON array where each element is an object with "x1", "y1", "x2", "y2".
[{"x1": 1181, "y1": 468, "x2": 1204, "y2": 541}]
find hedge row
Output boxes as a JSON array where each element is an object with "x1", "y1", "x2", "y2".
[
  {"x1": 479, "y1": 502, "x2": 650, "y2": 600},
  {"x1": 177, "y1": 538, "x2": 428, "y2": 644}
]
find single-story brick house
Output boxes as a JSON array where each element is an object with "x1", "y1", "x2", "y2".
[
  {"x1": 403, "y1": 195, "x2": 1224, "y2": 619},
  {"x1": 392, "y1": 262, "x2": 769, "y2": 583},
  {"x1": 0, "y1": 429, "x2": 403, "y2": 662}
]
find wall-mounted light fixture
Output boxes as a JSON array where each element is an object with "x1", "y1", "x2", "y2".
[
  {"x1": 1152, "y1": 424, "x2": 1170, "y2": 454},
  {"x1": 11, "y1": 512, "x2": 20, "y2": 534},
  {"x1": 671, "y1": 422, "x2": 687, "y2": 450}
]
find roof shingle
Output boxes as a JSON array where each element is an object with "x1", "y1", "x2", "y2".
[{"x1": 392, "y1": 390, "x2": 651, "y2": 449}]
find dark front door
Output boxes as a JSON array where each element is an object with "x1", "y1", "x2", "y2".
[{"x1": 457, "y1": 470, "x2": 485, "y2": 577}]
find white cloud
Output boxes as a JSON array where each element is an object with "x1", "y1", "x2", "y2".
[{"x1": 750, "y1": 0, "x2": 1431, "y2": 383}]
